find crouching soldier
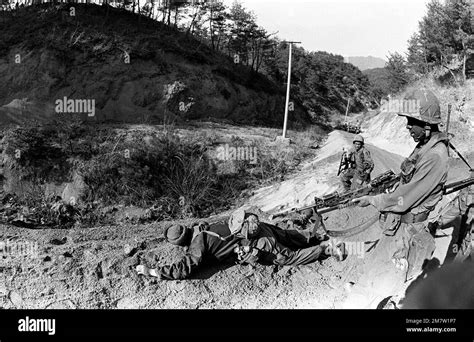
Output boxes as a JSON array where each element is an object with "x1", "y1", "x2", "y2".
[{"x1": 340, "y1": 135, "x2": 374, "y2": 192}]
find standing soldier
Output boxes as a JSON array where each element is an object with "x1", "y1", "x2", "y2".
[
  {"x1": 340, "y1": 134, "x2": 374, "y2": 192},
  {"x1": 348, "y1": 89, "x2": 449, "y2": 308}
]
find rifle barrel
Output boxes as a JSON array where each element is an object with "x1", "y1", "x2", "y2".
[
  {"x1": 446, "y1": 104, "x2": 451, "y2": 134},
  {"x1": 443, "y1": 177, "x2": 474, "y2": 195},
  {"x1": 270, "y1": 171, "x2": 399, "y2": 220},
  {"x1": 449, "y1": 141, "x2": 473, "y2": 171}
]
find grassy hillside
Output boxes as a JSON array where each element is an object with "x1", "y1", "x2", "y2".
[{"x1": 0, "y1": 3, "x2": 312, "y2": 127}]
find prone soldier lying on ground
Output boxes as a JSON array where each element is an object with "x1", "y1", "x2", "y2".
[
  {"x1": 136, "y1": 209, "x2": 347, "y2": 280},
  {"x1": 232, "y1": 209, "x2": 347, "y2": 267}
]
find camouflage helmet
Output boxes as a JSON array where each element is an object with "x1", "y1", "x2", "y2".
[
  {"x1": 228, "y1": 208, "x2": 247, "y2": 235},
  {"x1": 397, "y1": 89, "x2": 442, "y2": 125},
  {"x1": 228, "y1": 207, "x2": 260, "y2": 236},
  {"x1": 353, "y1": 134, "x2": 364, "y2": 144},
  {"x1": 164, "y1": 224, "x2": 192, "y2": 246}
]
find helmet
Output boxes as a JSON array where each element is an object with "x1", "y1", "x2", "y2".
[
  {"x1": 228, "y1": 207, "x2": 259, "y2": 236},
  {"x1": 353, "y1": 134, "x2": 364, "y2": 144},
  {"x1": 397, "y1": 89, "x2": 442, "y2": 125},
  {"x1": 228, "y1": 208, "x2": 246, "y2": 235},
  {"x1": 164, "y1": 225, "x2": 192, "y2": 246}
]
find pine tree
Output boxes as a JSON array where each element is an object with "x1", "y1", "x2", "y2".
[{"x1": 386, "y1": 52, "x2": 410, "y2": 93}]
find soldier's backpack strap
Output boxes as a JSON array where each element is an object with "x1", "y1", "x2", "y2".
[
  {"x1": 200, "y1": 230, "x2": 231, "y2": 242},
  {"x1": 400, "y1": 137, "x2": 446, "y2": 184}
]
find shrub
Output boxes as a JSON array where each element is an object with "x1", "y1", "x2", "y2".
[
  {"x1": 4, "y1": 124, "x2": 70, "y2": 184},
  {"x1": 1, "y1": 121, "x2": 321, "y2": 225}
]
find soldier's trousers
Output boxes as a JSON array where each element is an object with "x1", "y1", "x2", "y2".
[
  {"x1": 254, "y1": 236, "x2": 324, "y2": 267},
  {"x1": 394, "y1": 222, "x2": 436, "y2": 281},
  {"x1": 340, "y1": 169, "x2": 368, "y2": 192},
  {"x1": 274, "y1": 244, "x2": 323, "y2": 266},
  {"x1": 342, "y1": 219, "x2": 435, "y2": 308}
]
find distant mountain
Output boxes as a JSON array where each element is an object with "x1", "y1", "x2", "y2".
[
  {"x1": 345, "y1": 56, "x2": 386, "y2": 71},
  {"x1": 363, "y1": 67, "x2": 391, "y2": 98}
]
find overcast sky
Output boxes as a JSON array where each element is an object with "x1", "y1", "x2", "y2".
[{"x1": 223, "y1": 0, "x2": 431, "y2": 60}]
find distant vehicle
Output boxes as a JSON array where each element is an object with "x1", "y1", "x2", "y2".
[{"x1": 335, "y1": 121, "x2": 362, "y2": 134}]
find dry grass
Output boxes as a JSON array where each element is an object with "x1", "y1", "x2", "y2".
[{"x1": 1, "y1": 120, "x2": 326, "y2": 223}]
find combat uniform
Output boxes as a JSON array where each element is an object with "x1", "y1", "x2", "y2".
[
  {"x1": 157, "y1": 219, "x2": 325, "y2": 279},
  {"x1": 344, "y1": 89, "x2": 451, "y2": 309},
  {"x1": 158, "y1": 222, "x2": 242, "y2": 280},
  {"x1": 340, "y1": 146, "x2": 374, "y2": 191},
  {"x1": 433, "y1": 176, "x2": 474, "y2": 263},
  {"x1": 246, "y1": 222, "x2": 325, "y2": 267},
  {"x1": 369, "y1": 132, "x2": 449, "y2": 279}
]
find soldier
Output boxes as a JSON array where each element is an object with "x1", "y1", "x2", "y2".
[
  {"x1": 429, "y1": 170, "x2": 474, "y2": 263},
  {"x1": 229, "y1": 209, "x2": 347, "y2": 267},
  {"x1": 136, "y1": 208, "x2": 345, "y2": 280},
  {"x1": 348, "y1": 89, "x2": 449, "y2": 308},
  {"x1": 340, "y1": 134, "x2": 374, "y2": 192},
  {"x1": 136, "y1": 220, "x2": 243, "y2": 280}
]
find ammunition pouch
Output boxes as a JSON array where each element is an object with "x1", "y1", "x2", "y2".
[
  {"x1": 379, "y1": 212, "x2": 401, "y2": 236},
  {"x1": 400, "y1": 156, "x2": 418, "y2": 184}
]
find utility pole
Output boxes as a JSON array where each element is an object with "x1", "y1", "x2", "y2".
[
  {"x1": 344, "y1": 97, "x2": 350, "y2": 124},
  {"x1": 281, "y1": 41, "x2": 301, "y2": 140},
  {"x1": 343, "y1": 83, "x2": 359, "y2": 126}
]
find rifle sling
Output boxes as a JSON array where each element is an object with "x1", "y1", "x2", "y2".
[{"x1": 326, "y1": 214, "x2": 379, "y2": 237}]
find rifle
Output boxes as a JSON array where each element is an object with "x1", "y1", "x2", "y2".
[
  {"x1": 337, "y1": 149, "x2": 346, "y2": 176},
  {"x1": 443, "y1": 177, "x2": 474, "y2": 195},
  {"x1": 337, "y1": 148, "x2": 351, "y2": 176},
  {"x1": 446, "y1": 103, "x2": 473, "y2": 170},
  {"x1": 270, "y1": 172, "x2": 474, "y2": 220},
  {"x1": 270, "y1": 170, "x2": 400, "y2": 219}
]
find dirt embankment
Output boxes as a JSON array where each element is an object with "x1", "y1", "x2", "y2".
[{"x1": 245, "y1": 130, "x2": 404, "y2": 214}]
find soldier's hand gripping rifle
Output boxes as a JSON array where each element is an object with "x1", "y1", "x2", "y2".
[{"x1": 270, "y1": 170, "x2": 400, "y2": 219}]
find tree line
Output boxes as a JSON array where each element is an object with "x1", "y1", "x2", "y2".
[
  {"x1": 0, "y1": 0, "x2": 377, "y2": 120},
  {"x1": 371, "y1": 0, "x2": 474, "y2": 98}
]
